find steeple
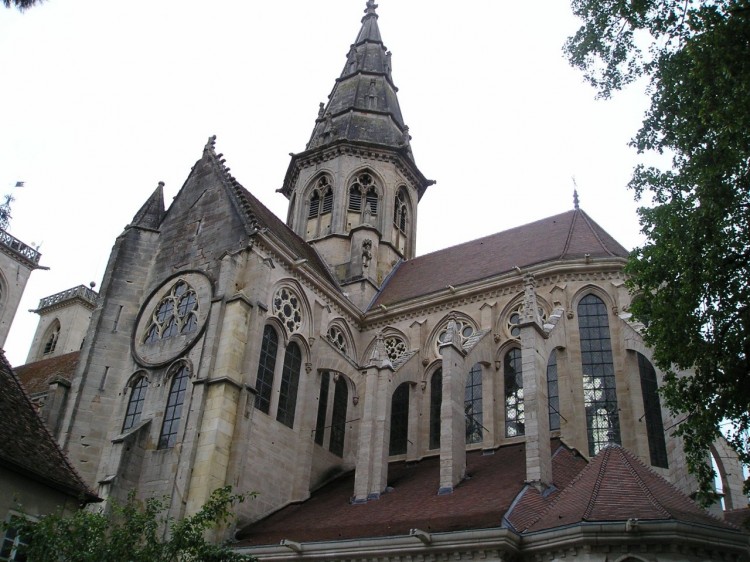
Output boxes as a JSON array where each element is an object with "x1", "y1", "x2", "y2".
[
  {"x1": 304, "y1": 1, "x2": 411, "y2": 155},
  {"x1": 280, "y1": 2, "x2": 433, "y2": 310}
]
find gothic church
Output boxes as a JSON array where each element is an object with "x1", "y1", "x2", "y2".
[{"x1": 29, "y1": 2, "x2": 749, "y2": 560}]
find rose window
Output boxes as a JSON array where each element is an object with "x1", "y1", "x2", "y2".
[
  {"x1": 143, "y1": 281, "x2": 199, "y2": 344},
  {"x1": 327, "y1": 326, "x2": 347, "y2": 354},
  {"x1": 385, "y1": 336, "x2": 407, "y2": 362},
  {"x1": 273, "y1": 287, "x2": 302, "y2": 333}
]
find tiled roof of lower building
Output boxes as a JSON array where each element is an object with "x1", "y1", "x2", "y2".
[
  {"x1": 0, "y1": 350, "x2": 97, "y2": 502},
  {"x1": 14, "y1": 350, "x2": 80, "y2": 395}
]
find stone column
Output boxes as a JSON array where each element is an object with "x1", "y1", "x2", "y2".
[
  {"x1": 519, "y1": 275, "x2": 552, "y2": 486},
  {"x1": 438, "y1": 316, "x2": 467, "y2": 494},
  {"x1": 353, "y1": 333, "x2": 393, "y2": 502}
]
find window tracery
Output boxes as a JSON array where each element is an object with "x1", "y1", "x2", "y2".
[
  {"x1": 273, "y1": 287, "x2": 302, "y2": 334},
  {"x1": 307, "y1": 176, "x2": 333, "y2": 219},
  {"x1": 384, "y1": 335, "x2": 407, "y2": 362},
  {"x1": 327, "y1": 326, "x2": 347, "y2": 354},
  {"x1": 347, "y1": 172, "x2": 379, "y2": 225},
  {"x1": 143, "y1": 281, "x2": 199, "y2": 344},
  {"x1": 436, "y1": 319, "x2": 475, "y2": 353},
  {"x1": 507, "y1": 302, "x2": 547, "y2": 338}
]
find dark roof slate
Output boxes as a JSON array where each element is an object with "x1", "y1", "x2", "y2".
[
  {"x1": 372, "y1": 209, "x2": 629, "y2": 308},
  {"x1": 0, "y1": 350, "x2": 97, "y2": 502},
  {"x1": 524, "y1": 444, "x2": 736, "y2": 532},
  {"x1": 14, "y1": 351, "x2": 80, "y2": 395},
  {"x1": 236, "y1": 440, "x2": 585, "y2": 546}
]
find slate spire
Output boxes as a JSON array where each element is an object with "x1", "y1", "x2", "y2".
[{"x1": 306, "y1": 1, "x2": 411, "y2": 155}]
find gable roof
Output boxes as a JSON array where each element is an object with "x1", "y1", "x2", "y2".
[
  {"x1": 14, "y1": 350, "x2": 80, "y2": 396},
  {"x1": 235, "y1": 440, "x2": 585, "y2": 546},
  {"x1": 524, "y1": 444, "x2": 735, "y2": 533},
  {"x1": 0, "y1": 350, "x2": 97, "y2": 503},
  {"x1": 372, "y1": 209, "x2": 629, "y2": 308}
]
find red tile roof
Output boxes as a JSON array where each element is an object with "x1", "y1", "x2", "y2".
[
  {"x1": 14, "y1": 351, "x2": 80, "y2": 396},
  {"x1": 372, "y1": 209, "x2": 628, "y2": 308},
  {"x1": 524, "y1": 444, "x2": 736, "y2": 532},
  {"x1": 236, "y1": 440, "x2": 586, "y2": 546},
  {"x1": 0, "y1": 350, "x2": 97, "y2": 502},
  {"x1": 725, "y1": 508, "x2": 750, "y2": 530}
]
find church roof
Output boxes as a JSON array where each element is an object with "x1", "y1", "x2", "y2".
[
  {"x1": 523, "y1": 443, "x2": 737, "y2": 533},
  {"x1": 372, "y1": 208, "x2": 629, "y2": 308},
  {"x1": 0, "y1": 350, "x2": 97, "y2": 503},
  {"x1": 14, "y1": 350, "x2": 79, "y2": 395},
  {"x1": 304, "y1": 1, "x2": 410, "y2": 155},
  {"x1": 129, "y1": 181, "x2": 166, "y2": 230},
  {"x1": 235, "y1": 441, "x2": 586, "y2": 546}
]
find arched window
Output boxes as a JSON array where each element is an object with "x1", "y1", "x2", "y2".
[
  {"x1": 393, "y1": 188, "x2": 408, "y2": 233},
  {"x1": 578, "y1": 294, "x2": 621, "y2": 456},
  {"x1": 389, "y1": 383, "x2": 410, "y2": 455},
  {"x1": 254, "y1": 326, "x2": 278, "y2": 414},
  {"x1": 347, "y1": 172, "x2": 379, "y2": 229},
  {"x1": 429, "y1": 369, "x2": 442, "y2": 450},
  {"x1": 158, "y1": 365, "x2": 189, "y2": 449},
  {"x1": 143, "y1": 280, "x2": 199, "y2": 344},
  {"x1": 637, "y1": 352, "x2": 668, "y2": 468},
  {"x1": 276, "y1": 341, "x2": 302, "y2": 428},
  {"x1": 547, "y1": 350, "x2": 560, "y2": 431},
  {"x1": 465, "y1": 363, "x2": 483, "y2": 444},
  {"x1": 329, "y1": 376, "x2": 348, "y2": 457},
  {"x1": 504, "y1": 348, "x2": 525, "y2": 437},
  {"x1": 122, "y1": 375, "x2": 148, "y2": 432},
  {"x1": 43, "y1": 322, "x2": 60, "y2": 355}
]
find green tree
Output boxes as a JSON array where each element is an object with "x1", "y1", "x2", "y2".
[
  {"x1": 6, "y1": 486, "x2": 255, "y2": 561},
  {"x1": 565, "y1": 0, "x2": 750, "y2": 502},
  {"x1": 3, "y1": 0, "x2": 43, "y2": 9}
]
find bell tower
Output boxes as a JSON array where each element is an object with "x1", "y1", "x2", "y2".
[{"x1": 280, "y1": 1, "x2": 433, "y2": 310}]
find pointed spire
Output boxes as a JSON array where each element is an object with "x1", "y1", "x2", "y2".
[
  {"x1": 573, "y1": 189, "x2": 580, "y2": 210},
  {"x1": 130, "y1": 182, "x2": 165, "y2": 230}
]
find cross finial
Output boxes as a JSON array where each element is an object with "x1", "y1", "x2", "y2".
[
  {"x1": 365, "y1": 0, "x2": 378, "y2": 15},
  {"x1": 573, "y1": 189, "x2": 580, "y2": 210}
]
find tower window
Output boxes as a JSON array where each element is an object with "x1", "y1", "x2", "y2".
[
  {"x1": 254, "y1": 326, "x2": 278, "y2": 414},
  {"x1": 158, "y1": 365, "x2": 189, "y2": 449},
  {"x1": 578, "y1": 294, "x2": 621, "y2": 456},
  {"x1": 122, "y1": 375, "x2": 148, "y2": 432},
  {"x1": 43, "y1": 323, "x2": 60, "y2": 355},
  {"x1": 394, "y1": 188, "x2": 408, "y2": 233},
  {"x1": 308, "y1": 176, "x2": 333, "y2": 219},
  {"x1": 389, "y1": 383, "x2": 409, "y2": 455},
  {"x1": 347, "y1": 172, "x2": 379, "y2": 228},
  {"x1": 504, "y1": 348, "x2": 525, "y2": 437}
]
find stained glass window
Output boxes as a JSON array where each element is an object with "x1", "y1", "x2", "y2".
[{"x1": 504, "y1": 348, "x2": 525, "y2": 437}]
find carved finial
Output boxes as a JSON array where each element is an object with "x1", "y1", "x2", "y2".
[
  {"x1": 364, "y1": 0, "x2": 378, "y2": 16},
  {"x1": 573, "y1": 189, "x2": 580, "y2": 210},
  {"x1": 204, "y1": 135, "x2": 217, "y2": 153},
  {"x1": 317, "y1": 102, "x2": 325, "y2": 119},
  {"x1": 157, "y1": 181, "x2": 165, "y2": 188}
]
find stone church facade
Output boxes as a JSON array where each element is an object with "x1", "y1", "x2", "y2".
[{"x1": 48, "y1": 2, "x2": 747, "y2": 560}]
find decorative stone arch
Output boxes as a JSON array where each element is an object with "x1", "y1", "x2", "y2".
[
  {"x1": 270, "y1": 278, "x2": 312, "y2": 338},
  {"x1": 123, "y1": 369, "x2": 150, "y2": 393},
  {"x1": 263, "y1": 316, "x2": 288, "y2": 347},
  {"x1": 428, "y1": 311, "x2": 479, "y2": 358},
  {"x1": 361, "y1": 328, "x2": 410, "y2": 366},
  {"x1": 287, "y1": 332, "x2": 312, "y2": 367},
  {"x1": 325, "y1": 318, "x2": 356, "y2": 360},
  {"x1": 345, "y1": 167, "x2": 386, "y2": 232},
  {"x1": 571, "y1": 283, "x2": 617, "y2": 314},
  {"x1": 497, "y1": 293, "x2": 552, "y2": 341},
  {"x1": 710, "y1": 437, "x2": 747, "y2": 510},
  {"x1": 164, "y1": 358, "x2": 194, "y2": 381}
]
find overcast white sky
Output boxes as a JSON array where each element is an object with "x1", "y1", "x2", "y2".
[{"x1": 0, "y1": 1, "x2": 655, "y2": 366}]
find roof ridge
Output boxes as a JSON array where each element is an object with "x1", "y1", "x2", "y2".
[
  {"x1": 576, "y1": 209, "x2": 617, "y2": 257},
  {"x1": 582, "y1": 445, "x2": 611, "y2": 520},
  {"x1": 618, "y1": 445, "x2": 673, "y2": 519},
  {"x1": 559, "y1": 209, "x2": 578, "y2": 259}
]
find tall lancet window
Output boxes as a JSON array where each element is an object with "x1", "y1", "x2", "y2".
[
  {"x1": 465, "y1": 363, "x2": 483, "y2": 444},
  {"x1": 393, "y1": 187, "x2": 409, "y2": 254},
  {"x1": 306, "y1": 176, "x2": 334, "y2": 239},
  {"x1": 504, "y1": 348, "x2": 525, "y2": 437},
  {"x1": 429, "y1": 369, "x2": 442, "y2": 450},
  {"x1": 637, "y1": 352, "x2": 668, "y2": 468},
  {"x1": 578, "y1": 294, "x2": 621, "y2": 456},
  {"x1": 347, "y1": 171, "x2": 379, "y2": 230},
  {"x1": 389, "y1": 383, "x2": 409, "y2": 455}
]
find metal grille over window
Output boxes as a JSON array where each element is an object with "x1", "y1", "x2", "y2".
[
  {"x1": 389, "y1": 383, "x2": 409, "y2": 455},
  {"x1": 122, "y1": 376, "x2": 148, "y2": 432},
  {"x1": 327, "y1": 326, "x2": 347, "y2": 354},
  {"x1": 504, "y1": 348, "x2": 525, "y2": 437},
  {"x1": 436, "y1": 319, "x2": 474, "y2": 353},
  {"x1": 143, "y1": 281, "x2": 199, "y2": 344},
  {"x1": 547, "y1": 350, "x2": 561, "y2": 431},
  {"x1": 158, "y1": 366, "x2": 189, "y2": 449},
  {"x1": 465, "y1": 363, "x2": 483, "y2": 444},
  {"x1": 273, "y1": 287, "x2": 302, "y2": 334},
  {"x1": 637, "y1": 352, "x2": 669, "y2": 468},
  {"x1": 578, "y1": 294, "x2": 621, "y2": 456},
  {"x1": 254, "y1": 326, "x2": 278, "y2": 414},
  {"x1": 384, "y1": 336, "x2": 407, "y2": 362},
  {"x1": 308, "y1": 176, "x2": 333, "y2": 218}
]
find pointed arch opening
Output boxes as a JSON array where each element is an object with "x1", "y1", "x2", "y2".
[
  {"x1": 347, "y1": 170, "x2": 380, "y2": 231},
  {"x1": 158, "y1": 364, "x2": 190, "y2": 449},
  {"x1": 41, "y1": 320, "x2": 61, "y2": 357},
  {"x1": 306, "y1": 175, "x2": 334, "y2": 239},
  {"x1": 389, "y1": 382, "x2": 410, "y2": 456},
  {"x1": 122, "y1": 374, "x2": 148, "y2": 432},
  {"x1": 637, "y1": 352, "x2": 668, "y2": 468}
]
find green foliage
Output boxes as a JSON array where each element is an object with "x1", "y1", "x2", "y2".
[
  {"x1": 566, "y1": 0, "x2": 750, "y2": 503},
  {"x1": 3, "y1": 0, "x2": 43, "y2": 10},
  {"x1": 6, "y1": 486, "x2": 255, "y2": 562}
]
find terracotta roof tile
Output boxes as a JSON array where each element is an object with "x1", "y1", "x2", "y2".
[
  {"x1": 14, "y1": 351, "x2": 80, "y2": 396},
  {"x1": 525, "y1": 444, "x2": 736, "y2": 532},
  {"x1": 372, "y1": 209, "x2": 628, "y2": 308},
  {"x1": 0, "y1": 350, "x2": 97, "y2": 502}
]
